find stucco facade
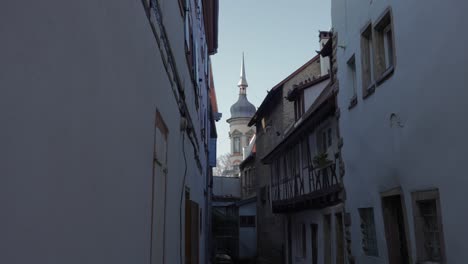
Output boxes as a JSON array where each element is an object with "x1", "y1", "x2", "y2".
[
  {"x1": 332, "y1": 0, "x2": 468, "y2": 263},
  {"x1": 0, "y1": 1, "x2": 219, "y2": 264}
]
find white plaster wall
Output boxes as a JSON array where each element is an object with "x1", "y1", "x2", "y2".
[
  {"x1": 239, "y1": 202, "x2": 257, "y2": 258},
  {"x1": 288, "y1": 204, "x2": 344, "y2": 264},
  {"x1": 304, "y1": 80, "x2": 330, "y2": 110},
  {"x1": 213, "y1": 176, "x2": 241, "y2": 197},
  {"x1": 228, "y1": 117, "x2": 256, "y2": 165},
  {"x1": 332, "y1": 0, "x2": 468, "y2": 263},
  {"x1": 0, "y1": 1, "x2": 213, "y2": 263}
]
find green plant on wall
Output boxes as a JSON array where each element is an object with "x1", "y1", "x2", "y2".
[{"x1": 313, "y1": 152, "x2": 332, "y2": 168}]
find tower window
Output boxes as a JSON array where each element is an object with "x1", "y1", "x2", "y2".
[{"x1": 233, "y1": 137, "x2": 241, "y2": 154}]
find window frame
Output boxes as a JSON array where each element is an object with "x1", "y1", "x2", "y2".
[
  {"x1": 358, "y1": 207, "x2": 379, "y2": 257},
  {"x1": 233, "y1": 136, "x2": 241, "y2": 154},
  {"x1": 294, "y1": 89, "x2": 305, "y2": 121},
  {"x1": 412, "y1": 189, "x2": 446, "y2": 263},
  {"x1": 360, "y1": 22, "x2": 376, "y2": 99},
  {"x1": 374, "y1": 7, "x2": 396, "y2": 85},
  {"x1": 317, "y1": 124, "x2": 333, "y2": 155},
  {"x1": 347, "y1": 54, "x2": 358, "y2": 109}
]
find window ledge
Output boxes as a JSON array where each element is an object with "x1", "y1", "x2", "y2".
[
  {"x1": 363, "y1": 84, "x2": 376, "y2": 100},
  {"x1": 376, "y1": 66, "x2": 394, "y2": 86},
  {"x1": 348, "y1": 95, "x2": 358, "y2": 110}
]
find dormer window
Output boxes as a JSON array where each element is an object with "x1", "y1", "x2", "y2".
[
  {"x1": 287, "y1": 87, "x2": 305, "y2": 121},
  {"x1": 294, "y1": 90, "x2": 305, "y2": 121}
]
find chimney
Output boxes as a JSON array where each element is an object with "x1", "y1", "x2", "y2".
[{"x1": 319, "y1": 31, "x2": 332, "y2": 76}]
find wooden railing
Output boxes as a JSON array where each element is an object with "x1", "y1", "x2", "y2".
[{"x1": 271, "y1": 161, "x2": 341, "y2": 208}]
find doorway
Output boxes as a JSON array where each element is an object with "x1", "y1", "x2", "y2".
[
  {"x1": 310, "y1": 224, "x2": 318, "y2": 264},
  {"x1": 381, "y1": 194, "x2": 410, "y2": 264}
]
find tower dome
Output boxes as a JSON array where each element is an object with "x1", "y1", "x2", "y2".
[
  {"x1": 229, "y1": 53, "x2": 256, "y2": 119},
  {"x1": 230, "y1": 94, "x2": 256, "y2": 118}
]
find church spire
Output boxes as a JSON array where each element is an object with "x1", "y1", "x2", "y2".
[{"x1": 237, "y1": 53, "x2": 248, "y2": 94}]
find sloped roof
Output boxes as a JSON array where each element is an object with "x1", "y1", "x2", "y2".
[{"x1": 248, "y1": 55, "x2": 321, "y2": 126}]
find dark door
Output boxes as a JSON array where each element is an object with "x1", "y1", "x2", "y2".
[
  {"x1": 185, "y1": 196, "x2": 192, "y2": 264},
  {"x1": 382, "y1": 195, "x2": 410, "y2": 264},
  {"x1": 335, "y1": 213, "x2": 345, "y2": 264},
  {"x1": 287, "y1": 216, "x2": 292, "y2": 264},
  {"x1": 310, "y1": 224, "x2": 318, "y2": 264},
  {"x1": 185, "y1": 198, "x2": 200, "y2": 264}
]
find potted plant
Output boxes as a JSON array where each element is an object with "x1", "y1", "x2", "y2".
[{"x1": 313, "y1": 152, "x2": 332, "y2": 169}]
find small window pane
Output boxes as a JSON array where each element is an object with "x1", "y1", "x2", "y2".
[
  {"x1": 418, "y1": 200, "x2": 441, "y2": 261},
  {"x1": 384, "y1": 26, "x2": 394, "y2": 68},
  {"x1": 233, "y1": 137, "x2": 241, "y2": 153},
  {"x1": 327, "y1": 128, "x2": 332, "y2": 147},
  {"x1": 347, "y1": 56, "x2": 357, "y2": 97},
  {"x1": 359, "y1": 208, "x2": 379, "y2": 256}
]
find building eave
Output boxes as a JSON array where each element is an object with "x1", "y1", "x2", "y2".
[
  {"x1": 202, "y1": 0, "x2": 219, "y2": 55},
  {"x1": 239, "y1": 152, "x2": 255, "y2": 170},
  {"x1": 248, "y1": 55, "x2": 321, "y2": 127},
  {"x1": 286, "y1": 74, "x2": 330, "y2": 101}
]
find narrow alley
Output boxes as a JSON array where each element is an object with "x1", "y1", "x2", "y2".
[{"x1": 1, "y1": 1, "x2": 467, "y2": 264}]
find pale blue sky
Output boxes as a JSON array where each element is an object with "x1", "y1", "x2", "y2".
[{"x1": 211, "y1": 0, "x2": 331, "y2": 157}]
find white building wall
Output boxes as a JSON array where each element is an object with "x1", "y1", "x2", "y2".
[
  {"x1": 213, "y1": 176, "x2": 241, "y2": 198},
  {"x1": 0, "y1": 1, "x2": 215, "y2": 264},
  {"x1": 288, "y1": 204, "x2": 344, "y2": 264},
  {"x1": 332, "y1": 0, "x2": 468, "y2": 263},
  {"x1": 238, "y1": 201, "x2": 257, "y2": 259},
  {"x1": 304, "y1": 80, "x2": 330, "y2": 110}
]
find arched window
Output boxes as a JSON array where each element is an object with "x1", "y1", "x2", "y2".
[{"x1": 233, "y1": 137, "x2": 241, "y2": 154}]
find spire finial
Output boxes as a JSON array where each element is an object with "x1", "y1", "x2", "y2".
[{"x1": 238, "y1": 53, "x2": 248, "y2": 93}]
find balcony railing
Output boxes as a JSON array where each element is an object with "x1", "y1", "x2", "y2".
[
  {"x1": 242, "y1": 186, "x2": 257, "y2": 198},
  {"x1": 271, "y1": 160, "x2": 343, "y2": 213}
]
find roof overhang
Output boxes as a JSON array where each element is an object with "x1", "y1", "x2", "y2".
[
  {"x1": 286, "y1": 74, "x2": 330, "y2": 101},
  {"x1": 239, "y1": 152, "x2": 255, "y2": 170},
  {"x1": 202, "y1": 0, "x2": 219, "y2": 55},
  {"x1": 248, "y1": 55, "x2": 321, "y2": 127}
]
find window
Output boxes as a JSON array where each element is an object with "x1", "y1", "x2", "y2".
[
  {"x1": 347, "y1": 55, "x2": 358, "y2": 108},
  {"x1": 233, "y1": 137, "x2": 241, "y2": 154},
  {"x1": 294, "y1": 90, "x2": 305, "y2": 121},
  {"x1": 374, "y1": 9, "x2": 395, "y2": 82},
  {"x1": 301, "y1": 138, "x2": 310, "y2": 169},
  {"x1": 240, "y1": 216, "x2": 256, "y2": 227},
  {"x1": 317, "y1": 126, "x2": 333, "y2": 153},
  {"x1": 412, "y1": 190, "x2": 446, "y2": 263},
  {"x1": 359, "y1": 208, "x2": 379, "y2": 256},
  {"x1": 361, "y1": 23, "x2": 375, "y2": 97}
]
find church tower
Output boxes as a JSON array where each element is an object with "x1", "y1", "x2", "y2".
[{"x1": 226, "y1": 54, "x2": 256, "y2": 174}]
